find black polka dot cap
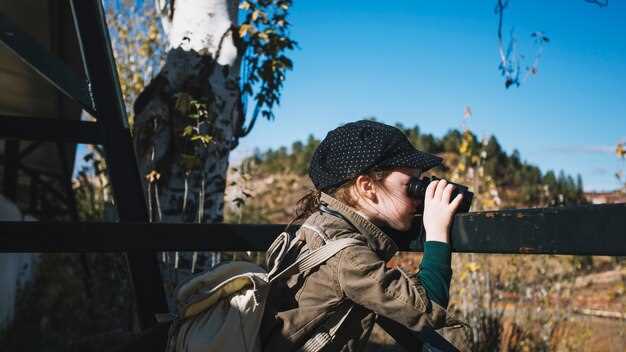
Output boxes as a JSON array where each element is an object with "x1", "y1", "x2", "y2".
[{"x1": 309, "y1": 120, "x2": 443, "y2": 191}]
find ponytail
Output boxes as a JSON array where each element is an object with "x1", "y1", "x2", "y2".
[{"x1": 285, "y1": 189, "x2": 322, "y2": 230}]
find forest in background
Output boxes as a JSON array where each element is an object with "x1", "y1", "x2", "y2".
[{"x1": 237, "y1": 119, "x2": 586, "y2": 215}]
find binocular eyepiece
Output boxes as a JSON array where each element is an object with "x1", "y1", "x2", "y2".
[{"x1": 406, "y1": 176, "x2": 474, "y2": 213}]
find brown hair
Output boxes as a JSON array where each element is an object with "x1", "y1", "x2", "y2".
[{"x1": 287, "y1": 169, "x2": 392, "y2": 228}]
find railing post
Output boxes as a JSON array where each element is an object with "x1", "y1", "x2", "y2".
[{"x1": 68, "y1": 0, "x2": 168, "y2": 330}]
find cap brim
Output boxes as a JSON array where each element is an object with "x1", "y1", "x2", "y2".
[
  {"x1": 379, "y1": 150, "x2": 443, "y2": 173},
  {"x1": 411, "y1": 151, "x2": 442, "y2": 172}
]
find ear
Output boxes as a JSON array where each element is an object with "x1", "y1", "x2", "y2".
[{"x1": 354, "y1": 174, "x2": 377, "y2": 201}]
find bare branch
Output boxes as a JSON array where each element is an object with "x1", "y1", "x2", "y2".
[
  {"x1": 494, "y1": 0, "x2": 549, "y2": 89},
  {"x1": 584, "y1": 0, "x2": 608, "y2": 7}
]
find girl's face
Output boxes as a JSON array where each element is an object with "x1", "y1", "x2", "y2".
[{"x1": 355, "y1": 168, "x2": 421, "y2": 231}]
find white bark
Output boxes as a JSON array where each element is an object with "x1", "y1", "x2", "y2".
[
  {"x1": 167, "y1": 0, "x2": 239, "y2": 65},
  {"x1": 136, "y1": 0, "x2": 242, "y2": 224}
]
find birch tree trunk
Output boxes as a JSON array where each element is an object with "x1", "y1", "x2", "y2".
[
  {"x1": 133, "y1": 0, "x2": 242, "y2": 225},
  {"x1": 132, "y1": 0, "x2": 243, "y2": 286}
]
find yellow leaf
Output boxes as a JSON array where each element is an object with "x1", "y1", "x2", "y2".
[
  {"x1": 148, "y1": 24, "x2": 159, "y2": 41},
  {"x1": 459, "y1": 144, "x2": 467, "y2": 154},
  {"x1": 239, "y1": 24, "x2": 251, "y2": 38},
  {"x1": 181, "y1": 126, "x2": 194, "y2": 137},
  {"x1": 252, "y1": 9, "x2": 265, "y2": 21},
  {"x1": 465, "y1": 262, "x2": 480, "y2": 272},
  {"x1": 616, "y1": 143, "x2": 625, "y2": 158},
  {"x1": 191, "y1": 134, "x2": 213, "y2": 145},
  {"x1": 258, "y1": 31, "x2": 269, "y2": 41},
  {"x1": 132, "y1": 73, "x2": 143, "y2": 84},
  {"x1": 145, "y1": 170, "x2": 160, "y2": 183}
]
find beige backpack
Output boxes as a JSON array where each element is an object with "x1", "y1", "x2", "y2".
[{"x1": 162, "y1": 232, "x2": 360, "y2": 352}]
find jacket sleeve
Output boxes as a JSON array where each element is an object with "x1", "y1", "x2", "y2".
[{"x1": 337, "y1": 244, "x2": 449, "y2": 331}]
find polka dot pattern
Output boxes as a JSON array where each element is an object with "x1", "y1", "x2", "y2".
[{"x1": 309, "y1": 120, "x2": 442, "y2": 190}]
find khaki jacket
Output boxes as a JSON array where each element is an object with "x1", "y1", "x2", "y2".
[{"x1": 261, "y1": 193, "x2": 457, "y2": 352}]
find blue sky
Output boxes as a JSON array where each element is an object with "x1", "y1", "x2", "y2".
[
  {"x1": 78, "y1": 0, "x2": 626, "y2": 192},
  {"x1": 232, "y1": 0, "x2": 626, "y2": 191}
]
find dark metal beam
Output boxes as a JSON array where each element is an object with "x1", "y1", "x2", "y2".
[
  {"x1": 17, "y1": 141, "x2": 44, "y2": 160},
  {"x1": 2, "y1": 139, "x2": 19, "y2": 201},
  {"x1": 68, "y1": 0, "x2": 148, "y2": 223},
  {"x1": 1, "y1": 203, "x2": 625, "y2": 255},
  {"x1": 0, "y1": 14, "x2": 96, "y2": 116},
  {"x1": 28, "y1": 174, "x2": 40, "y2": 214},
  {"x1": 69, "y1": 0, "x2": 166, "y2": 330},
  {"x1": 0, "y1": 115, "x2": 103, "y2": 144},
  {"x1": 436, "y1": 202, "x2": 626, "y2": 256}
]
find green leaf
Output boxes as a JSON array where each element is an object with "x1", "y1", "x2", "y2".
[
  {"x1": 174, "y1": 92, "x2": 193, "y2": 115},
  {"x1": 191, "y1": 134, "x2": 213, "y2": 145},
  {"x1": 182, "y1": 126, "x2": 194, "y2": 137}
]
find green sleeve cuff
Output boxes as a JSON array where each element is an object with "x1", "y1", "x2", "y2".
[
  {"x1": 423, "y1": 241, "x2": 452, "y2": 267},
  {"x1": 417, "y1": 241, "x2": 452, "y2": 307}
]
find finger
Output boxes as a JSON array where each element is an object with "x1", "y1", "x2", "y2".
[
  {"x1": 449, "y1": 193, "x2": 463, "y2": 211},
  {"x1": 425, "y1": 180, "x2": 437, "y2": 200},
  {"x1": 442, "y1": 183, "x2": 455, "y2": 203},
  {"x1": 434, "y1": 179, "x2": 448, "y2": 200}
]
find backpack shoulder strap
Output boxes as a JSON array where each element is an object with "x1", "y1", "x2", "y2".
[
  {"x1": 266, "y1": 232, "x2": 305, "y2": 279},
  {"x1": 269, "y1": 237, "x2": 361, "y2": 283},
  {"x1": 301, "y1": 223, "x2": 329, "y2": 243}
]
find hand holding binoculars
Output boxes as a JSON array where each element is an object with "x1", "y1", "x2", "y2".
[{"x1": 406, "y1": 176, "x2": 474, "y2": 213}]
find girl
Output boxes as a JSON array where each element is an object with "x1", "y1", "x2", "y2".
[{"x1": 261, "y1": 120, "x2": 463, "y2": 351}]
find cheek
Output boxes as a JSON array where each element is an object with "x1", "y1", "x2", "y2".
[{"x1": 383, "y1": 194, "x2": 412, "y2": 218}]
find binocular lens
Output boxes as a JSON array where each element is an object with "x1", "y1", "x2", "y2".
[{"x1": 406, "y1": 176, "x2": 474, "y2": 213}]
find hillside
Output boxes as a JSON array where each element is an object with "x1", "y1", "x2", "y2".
[{"x1": 224, "y1": 121, "x2": 588, "y2": 224}]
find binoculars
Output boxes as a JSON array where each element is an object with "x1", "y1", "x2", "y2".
[{"x1": 406, "y1": 176, "x2": 474, "y2": 213}]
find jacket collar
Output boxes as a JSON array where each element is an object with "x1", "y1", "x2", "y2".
[{"x1": 307, "y1": 193, "x2": 398, "y2": 261}]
